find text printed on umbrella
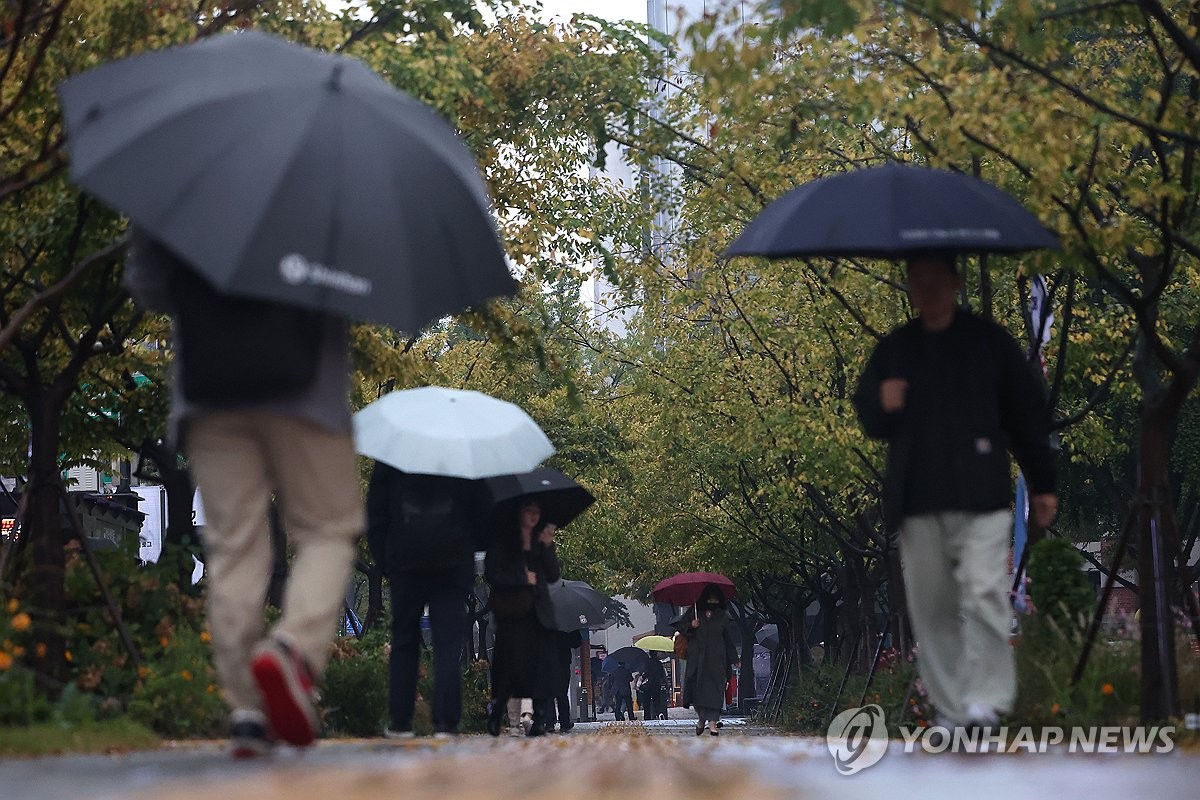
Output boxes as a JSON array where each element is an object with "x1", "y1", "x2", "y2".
[{"x1": 279, "y1": 253, "x2": 373, "y2": 296}]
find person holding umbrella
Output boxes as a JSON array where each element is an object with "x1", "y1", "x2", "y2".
[
  {"x1": 365, "y1": 465, "x2": 489, "y2": 738},
  {"x1": 674, "y1": 584, "x2": 739, "y2": 736},
  {"x1": 852, "y1": 251, "x2": 1057, "y2": 730},
  {"x1": 484, "y1": 505, "x2": 562, "y2": 737}
]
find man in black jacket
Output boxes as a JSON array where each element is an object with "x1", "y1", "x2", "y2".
[
  {"x1": 366, "y1": 464, "x2": 487, "y2": 737},
  {"x1": 853, "y1": 252, "x2": 1057, "y2": 730}
]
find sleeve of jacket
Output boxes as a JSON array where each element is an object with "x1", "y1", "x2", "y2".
[
  {"x1": 364, "y1": 463, "x2": 391, "y2": 566},
  {"x1": 723, "y1": 624, "x2": 739, "y2": 677},
  {"x1": 673, "y1": 608, "x2": 696, "y2": 637},
  {"x1": 998, "y1": 332, "x2": 1057, "y2": 495},
  {"x1": 853, "y1": 337, "x2": 905, "y2": 440},
  {"x1": 536, "y1": 541, "x2": 562, "y2": 584}
]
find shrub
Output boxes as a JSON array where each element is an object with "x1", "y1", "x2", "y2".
[
  {"x1": 127, "y1": 624, "x2": 224, "y2": 738},
  {"x1": 1026, "y1": 538, "x2": 1094, "y2": 633},
  {"x1": 321, "y1": 629, "x2": 389, "y2": 737}
]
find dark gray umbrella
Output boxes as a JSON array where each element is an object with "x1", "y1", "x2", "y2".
[
  {"x1": 485, "y1": 468, "x2": 595, "y2": 529},
  {"x1": 723, "y1": 163, "x2": 1060, "y2": 260},
  {"x1": 756, "y1": 623, "x2": 780, "y2": 650},
  {"x1": 603, "y1": 646, "x2": 651, "y2": 674},
  {"x1": 547, "y1": 579, "x2": 618, "y2": 632},
  {"x1": 58, "y1": 31, "x2": 513, "y2": 334}
]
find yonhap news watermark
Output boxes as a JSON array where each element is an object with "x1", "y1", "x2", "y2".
[{"x1": 826, "y1": 704, "x2": 1179, "y2": 775}]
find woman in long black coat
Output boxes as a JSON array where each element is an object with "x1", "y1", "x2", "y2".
[
  {"x1": 675, "y1": 583, "x2": 739, "y2": 735},
  {"x1": 484, "y1": 500, "x2": 561, "y2": 736}
]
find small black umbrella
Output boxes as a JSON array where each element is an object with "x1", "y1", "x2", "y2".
[
  {"x1": 485, "y1": 467, "x2": 595, "y2": 529},
  {"x1": 547, "y1": 579, "x2": 618, "y2": 632},
  {"x1": 58, "y1": 31, "x2": 514, "y2": 334},
  {"x1": 723, "y1": 162, "x2": 1060, "y2": 260}
]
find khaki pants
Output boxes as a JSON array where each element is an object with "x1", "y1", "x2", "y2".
[
  {"x1": 187, "y1": 411, "x2": 364, "y2": 712},
  {"x1": 899, "y1": 509, "x2": 1014, "y2": 723}
]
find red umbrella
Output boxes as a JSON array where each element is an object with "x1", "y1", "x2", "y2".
[{"x1": 652, "y1": 571, "x2": 736, "y2": 607}]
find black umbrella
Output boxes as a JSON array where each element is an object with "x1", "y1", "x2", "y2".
[
  {"x1": 547, "y1": 579, "x2": 618, "y2": 632},
  {"x1": 602, "y1": 646, "x2": 651, "y2": 675},
  {"x1": 486, "y1": 468, "x2": 595, "y2": 529},
  {"x1": 58, "y1": 31, "x2": 514, "y2": 334},
  {"x1": 756, "y1": 623, "x2": 780, "y2": 650},
  {"x1": 723, "y1": 163, "x2": 1060, "y2": 260}
]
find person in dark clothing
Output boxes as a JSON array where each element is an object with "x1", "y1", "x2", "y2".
[
  {"x1": 852, "y1": 252, "x2": 1058, "y2": 730},
  {"x1": 366, "y1": 464, "x2": 486, "y2": 738},
  {"x1": 484, "y1": 503, "x2": 561, "y2": 737},
  {"x1": 675, "y1": 584, "x2": 738, "y2": 735},
  {"x1": 607, "y1": 661, "x2": 634, "y2": 721},
  {"x1": 640, "y1": 655, "x2": 667, "y2": 721},
  {"x1": 546, "y1": 629, "x2": 582, "y2": 732}
]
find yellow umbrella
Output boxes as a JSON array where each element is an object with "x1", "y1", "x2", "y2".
[{"x1": 635, "y1": 635, "x2": 675, "y2": 652}]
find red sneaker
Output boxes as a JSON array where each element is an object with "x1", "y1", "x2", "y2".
[{"x1": 250, "y1": 636, "x2": 319, "y2": 747}]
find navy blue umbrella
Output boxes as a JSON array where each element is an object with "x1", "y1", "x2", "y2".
[{"x1": 723, "y1": 163, "x2": 1060, "y2": 260}]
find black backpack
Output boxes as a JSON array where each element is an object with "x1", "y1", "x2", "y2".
[
  {"x1": 142, "y1": 234, "x2": 324, "y2": 404},
  {"x1": 388, "y1": 473, "x2": 479, "y2": 571}
]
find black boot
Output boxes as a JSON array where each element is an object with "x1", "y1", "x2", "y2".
[{"x1": 486, "y1": 701, "x2": 504, "y2": 737}]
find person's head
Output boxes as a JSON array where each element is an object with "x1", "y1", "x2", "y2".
[
  {"x1": 519, "y1": 500, "x2": 542, "y2": 531},
  {"x1": 698, "y1": 583, "x2": 726, "y2": 610},
  {"x1": 904, "y1": 251, "x2": 962, "y2": 330}
]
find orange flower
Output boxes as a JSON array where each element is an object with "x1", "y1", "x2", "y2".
[
  {"x1": 0, "y1": 651, "x2": 12, "y2": 670},
  {"x1": 159, "y1": 636, "x2": 169, "y2": 649},
  {"x1": 12, "y1": 645, "x2": 24, "y2": 657},
  {"x1": 180, "y1": 669, "x2": 193, "y2": 681},
  {"x1": 138, "y1": 666, "x2": 150, "y2": 680},
  {"x1": 64, "y1": 650, "x2": 73, "y2": 662},
  {"x1": 6, "y1": 598, "x2": 17, "y2": 613},
  {"x1": 1050, "y1": 702, "x2": 1061, "y2": 715},
  {"x1": 1101, "y1": 683, "x2": 1115, "y2": 695},
  {"x1": 35, "y1": 643, "x2": 46, "y2": 658},
  {"x1": 10, "y1": 611, "x2": 31, "y2": 632},
  {"x1": 199, "y1": 631, "x2": 212, "y2": 643}
]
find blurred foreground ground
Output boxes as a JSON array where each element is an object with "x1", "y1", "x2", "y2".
[{"x1": 1, "y1": 715, "x2": 1195, "y2": 800}]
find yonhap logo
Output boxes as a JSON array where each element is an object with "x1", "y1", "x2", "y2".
[
  {"x1": 827, "y1": 704, "x2": 888, "y2": 775},
  {"x1": 278, "y1": 253, "x2": 372, "y2": 296}
]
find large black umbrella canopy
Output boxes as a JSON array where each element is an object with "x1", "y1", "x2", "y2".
[
  {"x1": 486, "y1": 468, "x2": 595, "y2": 529},
  {"x1": 723, "y1": 163, "x2": 1060, "y2": 260},
  {"x1": 602, "y1": 646, "x2": 651, "y2": 675},
  {"x1": 58, "y1": 30, "x2": 514, "y2": 334},
  {"x1": 547, "y1": 579, "x2": 618, "y2": 632}
]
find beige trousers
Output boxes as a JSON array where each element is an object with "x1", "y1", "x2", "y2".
[
  {"x1": 899, "y1": 509, "x2": 1015, "y2": 723},
  {"x1": 187, "y1": 411, "x2": 364, "y2": 712}
]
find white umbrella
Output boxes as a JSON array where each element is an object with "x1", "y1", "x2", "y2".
[{"x1": 353, "y1": 386, "x2": 554, "y2": 479}]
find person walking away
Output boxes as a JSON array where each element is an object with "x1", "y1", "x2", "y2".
[
  {"x1": 484, "y1": 503, "x2": 561, "y2": 736},
  {"x1": 641, "y1": 654, "x2": 667, "y2": 721},
  {"x1": 852, "y1": 251, "x2": 1057, "y2": 730},
  {"x1": 608, "y1": 660, "x2": 634, "y2": 721},
  {"x1": 366, "y1": 465, "x2": 487, "y2": 738},
  {"x1": 675, "y1": 584, "x2": 738, "y2": 735},
  {"x1": 125, "y1": 233, "x2": 364, "y2": 756},
  {"x1": 546, "y1": 628, "x2": 582, "y2": 732}
]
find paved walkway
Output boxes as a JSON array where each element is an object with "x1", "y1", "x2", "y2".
[{"x1": 1, "y1": 720, "x2": 1195, "y2": 800}]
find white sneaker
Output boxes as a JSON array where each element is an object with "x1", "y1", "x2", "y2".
[{"x1": 383, "y1": 728, "x2": 416, "y2": 739}]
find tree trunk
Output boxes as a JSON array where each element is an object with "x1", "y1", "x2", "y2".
[
  {"x1": 1136, "y1": 401, "x2": 1180, "y2": 721},
  {"x1": 25, "y1": 393, "x2": 68, "y2": 690}
]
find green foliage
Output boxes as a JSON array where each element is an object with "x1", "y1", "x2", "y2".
[
  {"x1": 0, "y1": 717, "x2": 157, "y2": 756},
  {"x1": 0, "y1": 665, "x2": 53, "y2": 726},
  {"x1": 1027, "y1": 538, "x2": 1094, "y2": 633},
  {"x1": 321, "y1": 629, "x2": 390, "y2": 737},
  {"x1": 1013, "y1": 616, "x2": 1141, "y2": 728},
  {"x1": 127, "y1": 624, "x2": 223, "y2": 738},
  {"x1": 776, "y1": 652, "x2": 924, "y2": 735}
]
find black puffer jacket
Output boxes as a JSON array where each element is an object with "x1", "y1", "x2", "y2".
[{"x1": 853, "y1": 308, "x2": 1056, "y2": 530}]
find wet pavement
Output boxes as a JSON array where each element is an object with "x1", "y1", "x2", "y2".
[{"x1": 1, "y1": 719, "x2": 1195, "y2": 799}]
